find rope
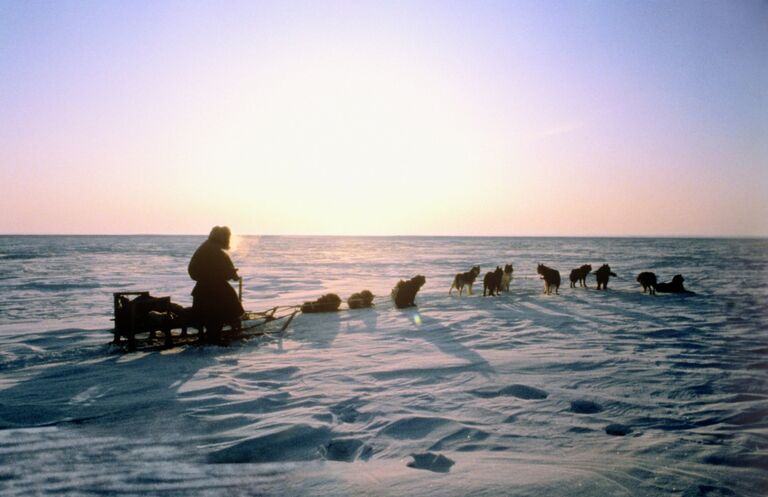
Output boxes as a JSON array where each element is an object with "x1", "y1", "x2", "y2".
[{"x1": 240, "y1": 306, "x2": 300, "y2": 332}]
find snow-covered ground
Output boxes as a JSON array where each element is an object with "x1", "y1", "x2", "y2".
[{"x1": 1, "y1": 235, "x2": 766, "y2": 496}]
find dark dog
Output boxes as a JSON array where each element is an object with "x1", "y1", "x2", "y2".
[
  {"x1": 537, "y1": 264, "x2": 561, "y2": 295},
  {"x1": 449, "y1": 265, "x2": 481, "y2": 296},
  {"x1": 348, "y1": 290, "x2": 375, "y2": 309},
  {"x1": 656, "y1": 274, "x2": 694, "y2": 294},
  {"x1": 636, "y1": 272, "x2": 657, "y2": 295},
  {"x1": 500, "y1": 264, "x2": 514, "y2": 292},
  {"x1": 594, "y1": 264, "x2": 617, "y2": 290},
  {"x1": 301, "y1": 293, "x2": 342, "y2": 313},
  {"x1": 392, "y1": 275, "x2": 426, "y2": 308},
  {"x1": 569, "y1": 264, "x2": 592, "y2": 288},
  {"x1": 483, "y1": 266, "x2": 503, "y2": 296}
]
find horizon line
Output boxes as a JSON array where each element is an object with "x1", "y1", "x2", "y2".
[{"x1": 1, "y1": 233, "x2": 767, "y2": 240}]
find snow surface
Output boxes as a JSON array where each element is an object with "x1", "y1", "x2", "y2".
[{"x1": 0, "y1": 235, "x2": 766, "y2": 496}]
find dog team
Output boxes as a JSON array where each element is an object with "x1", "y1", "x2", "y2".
[
  {"x1": 442, "y1": 263, "x2": 690, "y2": 298},
  {"x1": 389, "y1": 264, "x2": 691, "y2": 309},
  {"x1": 304, "y1": 265, "x2": 692, "y2": 313}
]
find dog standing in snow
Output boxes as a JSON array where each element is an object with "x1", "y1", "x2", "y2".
[
  {"x1": 449, "y1": 266, "x2": 480, "y2": 296},
  {"x1": 636, "y1": 272, "x2": 657, "y2": 294},
  {"x1": 483, "y1": 266, "x2": 503, "y2": 296},
  {"x1": 537, "y1": 264, "x2": 561, "y2": 295},
  {"x1": 569, "y1": 264, "x2": 592, "y2": 288},
  {"x1": 500, "y1": 264, "x2": 513, "y2": 292},
  {"x1": 594, "y1": 264, "x2": 617, "y2": 290}
]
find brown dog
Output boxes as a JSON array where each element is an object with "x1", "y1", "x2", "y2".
[
  {"x1": 656, "y1": 274, "x2": 694, "y2": 294},
  {"x1": 537, "y1": 264, "x2": 561, "y2": 295},
  {"x1": 301, "y1": 294, "x2": 342, "y2": 313},
  {"x1": 392, "y1": 275, "x2": 427, "y2": 308},
  {"x1": 594, "y1": 264, "x2": 617, "y2": 290},
  {"x1": 636, "y1": 272, "x2": 657, "y2": 294},
  {"x1": 483, "y1": 266, "x2": 503, "y2": 296},
  {"x1": 449, "y1": 266, "x2": 480, "y2": 296},
  {"x1": 569, "y1": 264, "x2": 592, "y2": 288},
  {"x1": 348, "y1": 290, "x2": 375, "y2": 309}
]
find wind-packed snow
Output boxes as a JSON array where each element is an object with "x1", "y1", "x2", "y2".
[{"x1": 0, "y1": 235, "x2": 766, "y2": 496}]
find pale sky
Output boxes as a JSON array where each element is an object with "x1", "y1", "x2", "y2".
[{"x1": 1, "y1": 0, "x2": 766, "y2": 236}]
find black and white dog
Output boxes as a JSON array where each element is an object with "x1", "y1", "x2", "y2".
[{"x1": 500, "y1": 264, "x2": 514, "y2": 292}]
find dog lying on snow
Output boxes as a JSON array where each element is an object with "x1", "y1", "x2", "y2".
[
  {"x1": 347, "y1": 290, "x2": 375, "y2": 309},
  {"x1": 656, "y1": 274, "x2": 694, "y2": 294},
  {"x1": 392, "y1": 275, "x2": 426, "y2": 308},
  {"x1": 449, "y1": 266, "x2": 480, "y2": 296},
  {"x1": 301, "y1": 293, "x2": 342, "y2": 313}
]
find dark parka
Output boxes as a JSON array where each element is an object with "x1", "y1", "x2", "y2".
[{"x1": 188, "y1": 237, "x2": 243, "y2": 327}]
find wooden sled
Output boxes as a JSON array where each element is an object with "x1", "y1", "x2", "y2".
[{"x1": 112, "y1": 292, "x2": 299, "y2": 352}]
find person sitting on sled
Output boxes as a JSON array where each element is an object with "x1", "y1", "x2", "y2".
[{"x1": 188, "y1": 226, "x2": 243, "y2": 340}]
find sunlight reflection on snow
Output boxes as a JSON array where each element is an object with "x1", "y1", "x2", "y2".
[
  {"x1": 116, "y1": 351, "x2": 151, "y2": 363},
  {"x1": 160, "y1": 347, "x2": 187, "y2": 356}
]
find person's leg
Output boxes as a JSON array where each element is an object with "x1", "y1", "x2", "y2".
[{"x1": 205, "y1": 321, "x2": 224, "y2": 343}]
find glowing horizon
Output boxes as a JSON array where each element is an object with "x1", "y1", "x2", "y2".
[{"x1": 1, "y1": 1, "x2": 766, "y2": 237}]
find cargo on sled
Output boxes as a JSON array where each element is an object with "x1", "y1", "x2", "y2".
[{"x1": 112, "y1": 291, "x2": 298, "y2": 351}]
